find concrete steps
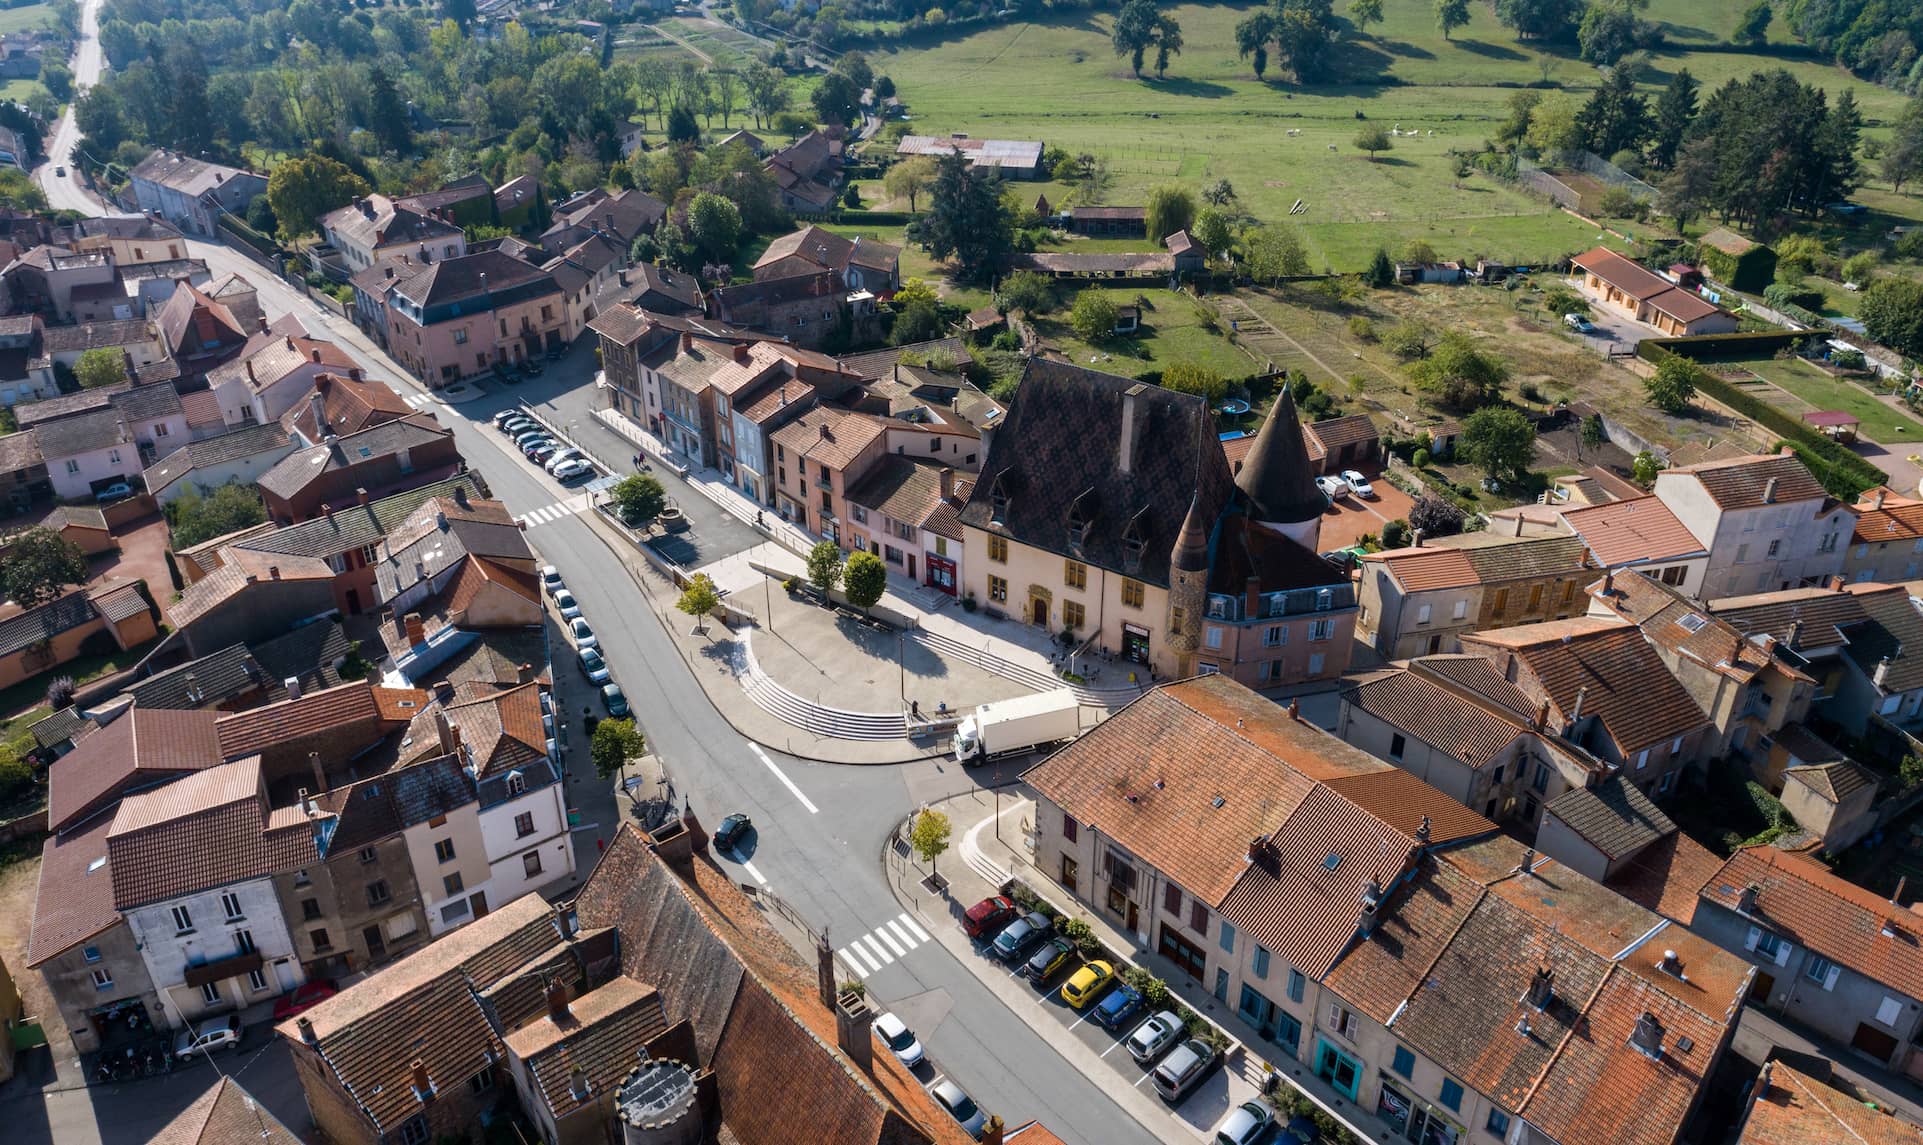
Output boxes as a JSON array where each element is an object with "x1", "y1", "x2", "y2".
[
  {"x1": 734, "y1": 636, "x2": 908, "y2": 741},
  {"x1": 907, "y1": 629, "x2": 1142, "y2": 707}
]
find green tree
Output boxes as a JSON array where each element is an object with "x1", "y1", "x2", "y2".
[
  {"x1": 998, "y1": 270, "x2": 1054, "y2": 315},
  {"x1": 1575, "y1": 67, "x2": 1650, "y2": 158},
  {"x1": 1407, "y1": 332, "x2": 1509, "y2": 411},
  {"x1": 3, "y1": 527, "x2": 87, "y2": 609},
  {"x1": 1144, "y1": 184, "x2": 1195, "y2": 243},
  {"x1": 1112, "y1": 0, "x2": 1160, "y2": 76},
  {"x1": 1235, "y1": 11, "x2": 1275, "y2": 78},
  {"x1": 908, "y1": 808, "x2": 952, "y2": 877},
  {"x1": 266, "y1": 153, "x2": 371, "y2": 241},
  {"x1": 591, "y1": 718, "x2": 646, "y2": 780},
  {"x1": 1861, "y1": 278, "x2": 1923, "y2": 360},
  {"x1": 922, "y1": 150, "x2": 1014, "y2": 285},
  {"x1": 1350, "y1": 0, "x2": 1385, "y2": 32},
  {"x1": 1354, "y1": 125, "x2": 1392, "y2": 160},
  {"x1": 685, "y1": 192, "x2": 742, "y2": 264},
  {"x1": 1070, "y1": 291, "x2": 1120, "y2": 341},
  {"x1": 1525, "y1": 93, "x2": 1583, "y2": 157},
  {"x1": 1151, "y1": 12, "x2": 1184, "y2": 78},
  {"x1": 1191, "y1": 207, "x2": 1233, "y2": 260},
  {"x1": 1460, "y1": 406, "x2": 1537, "y2": 482},
  {"x1": 1246, "y1": 224, "x2": 1310, "y2": 283},
  {"x1": 1366, "y1": 246, "x2": 1395, "y2": 288},
  {"x1": 843, "y1": 550, "x2": 888, "y2": 609},
  {"x1": 676, "y1": 573, "x2": 722, "y2": 634},
  {"x1": 1408, "y1": 494, "x2": 1466, "y2": 538},
  {"x1": 1578, "y1": 4, "x2": 1645, "y2": 67},
  {"x1": 1632, "y1": 450, "x2": 1665, "y2": 485},
  {"x1": 806, "y1": 540, "x2": 844, "y2": 594},
  {"x1": 892, "y1": 301, "x2": 943, "y2": 345},
  {"x1": 166, "y1": 485, "x2": 267, "y2": 549},
  {"x1": 1435, "y1": 0, "x2": 1471, "y2": 39},
  {"x1": 811, "y1": 71, "x2": 861, "y2": 126},
  {"x1": 1886, "y1": 97, "x2": 1923, "y2": 194},
  {"x1": 1161, "y1": 362, "x2": 1227, "y2": 403},
  {"x1": 1498, "y1": 89, "x2": 1543, "y2": 146},
  {"x1": 74, "y1": 348, "x2": 127, "y2": 390},
  {"x1": 1732, "y1": 0, "x2": 1771, "y2": 46},
  {"x1": 666, "y1": 105, "x2": 700, "y2": 143},
  {"x1": 1656, "y1": 138, "x2": 1715, "y2": 232},
  {"x1": 1495, "y1": 0, "x2": 1585, "y2": 40},
  {"x1": 366, "y1": 65, "x2": 413, "y2": 155},
  {"x1": 1649, "y1": 69, "x2": 1699, "y2": 170},
  {"x1": 1201, "y1": 179, "x2": 1237, "y2": 207},
  {"x1": 612, "y1": 473, "x2": 667, "y2": 528},
  {"x1": 1380, "y1": 518, "x2": 1411, "y2": 548},
  {"x1": 442, "y1": 0, "x2": 477, "y2": 28},
  {"x1": 883, "y1": 154, "x2": 937, "y2": 212},
  {"x1": 1581, "y1": 413, "x2": 1607, "y2": 454},
  {"x1": 894, "y1": 279, "x2": 940, "y2": 310}
]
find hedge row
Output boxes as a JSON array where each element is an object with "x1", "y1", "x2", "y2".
[
  {"x1": 1640, "y1": 338, "x2": 1883, "y2": 499},
  {"x1": 1635, "y1": 331, "x2": 1806, "y2": 363}
]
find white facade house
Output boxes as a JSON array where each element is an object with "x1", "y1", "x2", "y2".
[
  {"x1": 476, "y1": 763, "x2": 576, "y2": 909},
  {"x1": 402, "y1": 801, "x2": 494, "y2": 938},
  {"x1": 1654, "y1": 453, "x2": 1853, "y2": 601},
  {"x1": 37, "y1": 409, "x2": 141, "y2": 500},
  {"x1": 123, "y1": 877, "x2": 304, "y2": 1029}
]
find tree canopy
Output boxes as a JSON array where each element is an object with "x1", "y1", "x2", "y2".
[
  {"x1": 1144, "y1": 185, "x2": 1195, "y2": 243},
  {"x1": 1407, "y1": 333, "x2": 1509, "y2": 411},
  {"x1": 1460, "y1": 406, "x2": 1537, "y2": 483},
  {"x1": 75, "y1": 348, "x2": 128, "y2": 390},
  {"x1": 3, "y1": 528, "x2": 88, "y2": 610},
  {"x1": 843, "y1": 550, "x2": 888, "y2": 609},
  {"x1": 166, "y1": 484, "x2": 267, "y2": 550},
  {"x1": 266, "y1": 153, "x2": 371, "y2": 241},
  {"x1": 921, "y1": 151, "x2": 1013, "y2": 286}
]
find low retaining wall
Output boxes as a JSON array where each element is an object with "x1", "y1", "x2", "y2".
[{"x1": 0, "y1": 805, "x2": 47, "y2": 845}]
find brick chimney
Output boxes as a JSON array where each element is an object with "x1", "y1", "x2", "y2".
[
  {"x1": 834, "y1": 987, "x2": 874, "y2": 1073},
  {"x1": 356, "y1": 487, "x2": 370, "y2": 506},
  {"x1": 733, "y1": 342, "x2": 749, "y2": 364},
  {"x1": 310, "y1": 348, "x2": 322, "y2": 363},
  {"x1": 938, "y1": 467, "x2": 954, "y2": 501},
  {"x1": 1245, "y1": 574, "x2": 1261, "y2": 620},
  {"x1": 267, "y1": 564, "x2": 281, "y2": 580},
  {"x1": 433, "y1": 679, "x2": 454, "y2": 704},
  {"x1": 296, "y1": 1016, "x2": 316, "y2": 1045},
  {"x1": 982, "y1": 1117, "x2": 1006, "y2": 1145},
  {"x1": 1875, "y1": 488, "x2": 1888, "y2": 510},
  {"x1": 544, "y1": 978, "x2": 570, "y2": 1023},
  {"x1": 410, "y1": 1059, "x2": 433, "y2": 1099},
  {"x1": 309, "y1": 751, "x2": 326, "y2": 796},
  {"x1": 404, "y1": 612, "x2": 426, "y2": 646},
  {"x1": 816, "y1": 930, "x2": 836, "y2": 1010}
]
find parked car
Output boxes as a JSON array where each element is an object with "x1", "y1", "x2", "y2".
[
  {"x1": 554, "y1": 589, "x2": 582, "y2": 621},
  {"x1": 545, "y1": 448, "x2": 587, "y2": 474},
  {"x1": 713, "y1": 812, "x2": 752, "y2": 852},
  {"x1": 271, "y1": 979, "x2": 337, "y2": 1021},
  {"x1": 519, "y1": 358, "x2": 544, "y2": 377},
  {"x1": 601, "y1": 683, "x2": 629, "y2": 717},
  {"x1": 513, "y1": 428, "x2": 550, "y2": 449},
  {"x1": 578, "y1": 647, "x2": 610, "y2": 685},
  {"x1": 929, "y1": 1078, "x2": 988, "y2": 1139},
  {"x1": 1092, "y1": 982, "x2": 1143, "y2": 1031},
  {"x1": 1314, "y1": 475, "x2": 1348, "y2": 501},
  {"x1": 872, "y1": 1011, "x2": 925, "y2": 1069},
  {"x1": 500, "y1": 416, "x2": 536, "y2": 436},
  {"x1": 990, "y1": 911, "x2": 1052, "y2": 963},
  {"x1": 93, "y1": 482, "x2": 133, "y2": 504},
  {"x1": 1151, "y1": 1038, "x2": 1222, "y2": 1104},
  {"x1": 1022, "y1": 937, "x2": 1074, "y2": 985},
  {"x1": 1126, "y1": 1010, "x2": 1185, "y2": 1064},
  {"x1": 546, "y1": 342, "x2": 567, "y2": 361},
  {"x1": 570, "y1": 617, "x2": 598, "y2": 651},
  {"x1": 527, "y1": 441, "x2": 561, "y2": 464},
  {"x1": 1059, "y1": 959, "x2": 1115, "y2": 1009},
  {"x1": 1213, "y1": 1100, "x2": 1275, "y2": 1145},
  {"x1": 494, "y1": 409, "x2": 527, "y2": 429},
  {"x1": 1564, "y1": 313, "x2": 1596, "y2": 334},
  {"x1": 173, "y1": 1015, "x2": 241, "y2": 1060},
  {"x1": 541, "y1": 565, "x2": 564, "y2": 596},
  {"x1": 54, "y1": 165, "x2": 64, "y2": 177},
  {"x1": 492, "y1": 360, "x2": 517, "y2": 384},
  {"x1": 1339, "y1": 469, "x2": 1375, "y2": 498},
  {"x1": 962, "y1": 895, "x2": 1018, "y2": 939},
  {"x1": 552, "y1": 459, "x2": 594, "y2": 483}
]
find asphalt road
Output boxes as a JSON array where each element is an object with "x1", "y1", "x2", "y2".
[{"x1": 17, "y1": 7, "x2": 1165, "y2": 1141}]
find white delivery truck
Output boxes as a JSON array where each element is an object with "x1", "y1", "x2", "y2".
[{"x1": 953, "y1": 688, "x2": 1083, "y2": 766}]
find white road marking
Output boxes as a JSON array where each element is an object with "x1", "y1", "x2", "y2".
[
  {"x1": 741, "y1": 860, "x2": 768, "y2": 886},
  {"x1": 883, "y1": 919, "x2": 919, "y2": 949},
  {"x1": 839, "y1": 946, "x2": 875, "y2": 977},
  {"x1": 860, "y1": 936, "x2": 894, "y2": 966},
  {"x1": 749, "y1": 743, "x2": 818, "y2": 813},
  {"x1": 1067, "y1": 1010, "x2": 1093, "y2": 1031},
  {"x1": 873, "y1": 926, "x2": 907, "y2": 958},
  {"x1": 1100, "y1": 1039, "x2": 1126, "y2": 1058},
  {"x1": 895, "y1": 913, "x2": 930, "y2": 942}
]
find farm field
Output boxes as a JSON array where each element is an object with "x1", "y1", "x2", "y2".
[
  {"x1": 0, "y1": 2, "x2": 50, "y2": 36},
  {"x1": 1730, "y1": 355, "x2": 1922, "y2": 445},
  {"x1": 1030, "y1": 286, "x2": 1256, "y2": 381},
  {"x1": 863, "y1": 1, "x2": 1909, "y2": 270}
]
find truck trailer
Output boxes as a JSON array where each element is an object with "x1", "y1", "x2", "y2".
[{"x1": 953, "y1": 689, "x2": 1082, "y2": 766}]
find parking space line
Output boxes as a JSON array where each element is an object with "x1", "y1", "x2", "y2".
[
  {"x1": 895, "y1": 913, "x2": 930, "y2": 942},
  {"x1": 873, "y1": 927, "x2": 907, "y2": 958},
  {"x1": 740, "y1": 860, "x2": 768, "y2": 886},
  {"x1": 839, "y1": 945, "x2": 876, "y2": 976},
  {"x1": 1067, "y1": 1011, "x2": 1093, "y2": 1031},
  {"x1": 1133, "y1": 1072, "x2": 1154, "y2": 1088},
  {"x1": 1100, "y1": 1040, "x2": 1125, "y2": 1058},
  {"x1": 860, "y1": 936, "x2": 894, "y2": 966},
  {"x1": 748, "y1": 744, "x2": 818, "y2": 814},
  {"x1": 883, "y1": 920, "x2": 918, "y2": 949}
]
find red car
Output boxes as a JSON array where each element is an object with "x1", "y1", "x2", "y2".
[
  {"x1": 963, "y1": 895, "x2": 1017, "y2": 939},
  {"x1": 272, "y1": 979, "x2": 337, "y2": 1021}
]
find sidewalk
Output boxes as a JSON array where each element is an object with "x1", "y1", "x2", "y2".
[{"x1": 894, "y1": 789, "x2": 1407, "y2": 1145}]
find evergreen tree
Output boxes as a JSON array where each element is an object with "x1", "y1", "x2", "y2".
[
  {"x1": 1649, "y1": 69, "x2": 1698, "y2": 171},
  {"x1": 163, "y1": 44, "x2": 212, "y2": 154},
  {"x1": 367, "y1": 66, "x2": 413, "y2": 155},
  {"x1": 1575, "y1": 68, "x2": 1650, "y2": 159},
  {"x1": 922, "y1": 150, "x2": 1013, "y2": 286}
]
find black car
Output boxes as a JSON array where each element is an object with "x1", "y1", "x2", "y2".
[
  {"x1": 1023, "y1": 937, "x2": 1074, "y2": 985},
  {"x1": 545, "y1": 342, "x2": 567, "y2": 361},
  {"x1": 714, "y1": 812, "x2": 752, "y2": 852},
  {"x1": 519, "y1": 357, "x2": 544, "y2": 377}
]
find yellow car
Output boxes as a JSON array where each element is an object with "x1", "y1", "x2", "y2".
[{"x1": 1059, "y1": 960, "x2": 1116, "y2": 1009}]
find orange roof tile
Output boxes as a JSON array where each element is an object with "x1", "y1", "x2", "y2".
[
  {"x1": 214, "y1": 681, "x2": 383, "y2": 760},
  {"x1": 1739, "y1": 1060, "x2": 1923, "y2": 1144},
  {"x1": 1662, "y1": 453, "x2": 1829, "y2": 511},
  {"x1": 1360, "y1": 546, "x2": 1478, "y2": 591},
  {"x1": 105, "y1": 757, "x2": 318, "y2": 908},
  {"x1": 1853, "y1": 498, "x2": 1923, "y2": 545},
  {"x1": 1563, "y1": 496, "x2": 1707, "y2": 566},
  {"x1": 1704, "y1": 846, "x2": 1923, "y2": 991},
  {"x1": 25, "y1": 812, "x2": 121, "y2": 966}
]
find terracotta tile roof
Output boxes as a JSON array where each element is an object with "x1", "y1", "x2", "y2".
[
  {"x1": 281, "y1": 371, "x2": 413, "y2": 442},
  {"x1": 1004, "y1": 1123, "x2": 1070, "y2": 1145},
  {"x1": 1661, "y1": 453, "x2": 1829, "y2": 511},
  {"x1": 151, "y1": 1076, "x2": 304, "y2": 1145},
  {"x1": 373, "y1": 686, "x2": 431, "y2": 722},
  {"x1": 1342, "y1": 663, "x2": 1532, "y2": 769},
  {"x1": 755, "y1": 224, "x2": 852, "y2": 273},
  {"x1": 214, "y1": 681, "x2": 384, "y2": 761},
  {"x1": 444, "y1": 555, "x2": 539, "y2": 613},
  {"x1": 1608, "y1": 832, "x2": 1725, "y2": 924},
  {"x1": 284, "y1": 895, "x2": 569, "y2": 1136},
  {"x1": 1710, "y1": 586, "x2": 1864, "y2": 649},
  {"x1": 1572, "y1": 247, "x2": 1675, "y2": 300},
  {"x1": 1648, "y1": 286, "x2": 1722, "y2": 324},
  {"x1": 769, "y1": 405, "x2": 885, "y2": 473},
  {"x1": 1738, "y1": 1060, "x2": 1923, "y2": 1144},
  {"x1": 1563, "y1": 496, "x2": 1707, "y2": 566},
  {"x1": 47, "y1": 708, "x2": 223, "y2": 833},
  {"x1": 25, "y1": 812, "x2": 122, "y2": 965},
  {"x1": 1305, "y1": 413, "x2": 1378, "y2": 452},
  {"x1": 445, "y1": 680, "x2": 548, "y2": 778},
  {"x1": 1783, "y1": 760, "x2": 1878, "y2": 805},
  {"x1": 1360, "y1": 545, "x2": 1478, "y2": 591},
  {"x1": 501, "y1": 977, "x2": 670, "y2": 1122},
  {"x1": 1705, "y1": 846, "x2": 1923, "y2": 991},
  {"x1": 1590, "y1": 571, "x2": 1772, "y2": 681},
  {"x1": 844, "y1": 454, "x2": 961, "y2": 530},
  {"x1": 1461, "y1": 618, "x2": 1711, "y2": 756},
  {"x1": 105, "y1": 757, "x2": 318, "y2": 908},
  {"x1": 170, "y1": 550, "x2": 334, "y2": 629},
  {"x1": 1542, "y1": 775, "x2": 1676, "y2": 862}
]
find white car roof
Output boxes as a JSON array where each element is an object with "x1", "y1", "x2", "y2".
[{"x1": 874, "y1": 1011, "x2": 908, "y2": 1038}]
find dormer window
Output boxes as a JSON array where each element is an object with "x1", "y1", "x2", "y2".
[
  {"x1": 989, "y1": 474, "x2": 1011, "y2": 525},
  {"x1": 1316, "y1": 588, "x2": 1334, "y2": 611},
  {"x1": 1067, "y1": 490, "x2": 1095, "y2": 550}
]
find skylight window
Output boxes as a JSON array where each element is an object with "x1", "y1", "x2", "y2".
[
  {"x1": 1324, "y1": 854, "x2": 1342, "y2": 871},
  {"x1": 1677, "y1": 613, "x2": 1708, "y2": 634}
]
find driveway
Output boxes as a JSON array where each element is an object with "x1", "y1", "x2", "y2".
[
  {"x1": 1563, "y1": 280, "x2": 1649, "y2": 352},
  {"x1": 1316, "y1": 471, "x2": 1415, "y2": 551}
]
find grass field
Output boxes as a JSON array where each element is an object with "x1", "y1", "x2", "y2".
[
  {"x1": 1736, "y1": 355, "x2": 1922, "y2": 444},
  {"x1": 1030, "y1": 286, "x2": 1254, "y2": 380},
  {"x1": 0, "y1": 2, "x2": 50, "y2": 36},
  {"x1": 858, "y1": 2, "x2": 1911, "y2": 270}
]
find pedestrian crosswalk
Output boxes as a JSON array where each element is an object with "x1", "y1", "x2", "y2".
[
  {"x1": 401, "y1": 392, "x2": 436, "y2": 410},
  {"x1": 513, "y1": 495, "x2": 590, "y2": 528},
  {"x1": 838, "y1": 913, "x2": 933, "y2": 979}
]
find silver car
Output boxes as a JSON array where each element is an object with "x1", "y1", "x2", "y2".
[
  {"x1": 554, "y1": 589, "x2": 582, "y2": 621},
  {"x1": 1126, "y1": 1010, "x2": 1185, "y2": 1064},
  {"x1": 872, "y1": 1011, "x2": 925, "y2": 1069},
  {"x1": 1151, "y1": 1037, "x2": 1221, "y2": 1104},
  {"x1": 1214, "y1": 1100, "x2": 1275, "y2": 1145},
  {"x1": 929, "y1": 1077, "x2": 987, "y2": 1138}
]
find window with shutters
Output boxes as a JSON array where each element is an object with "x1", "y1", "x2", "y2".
[
  {"x1": 1806, "y1": 954, "x2": 1840, "y2": 989},
  {"x1": 1190, "y1": 900, "x2": 1208, "y2": 934},
  {"x1": 1064, "y1": 560, "x2": 1087, "y2": 589},
  {"x1": 1253, "y1": 945, "x2": 1270, "y2": 978},
  {"x1": 1164, "y1": 884, "x2": 1182, "y2": 915},
  {"x1": 1220, "y1": 921, "x2": 1236, "y2": 953},
  {"x1": 1416, "y1": 603, "x2": 1432, "y2": 625},
  {"x1": 1877, "y1": 996, "x2": 1904, "y2": 1027},
  {"x1": 1062, "y1": 813, "x2": 1078, "y2": 843},
  {"x1": 1439, "y1": 1079, "x2": 1464, "y2": 1112},
  {"x1": 1265, "y1": 625, "x2": 1286, "y2": 647},
  {"x1": 1391, "y1": 1045, "x2": 1415, "y2": 1078},
  {"x1": 1288, "y1": 969, "x2": 1305, "y2": 1002},
  {"x1": 1328, "y1": 1004, "x2": 1356, "y2": 1038}
]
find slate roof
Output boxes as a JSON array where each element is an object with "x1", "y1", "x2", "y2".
[
  {"x1": 0, "y1": 429, "x2": 42, "y2": 471},
  {"x1": 129, "y1": 150, "x2": 261, "y2": 197},
  {"x1": 252, "y1": 619, "x2": 352, "y2": 692},
  {"x1": 123, "y1": 644, "x2": 269, "y2": 711},
  {"x1": 32, "y1": 406, "x2": 129, "y2": 458},
  {"x1": 234, "y1": 473, "x2": 485, "y2": 562},
  {"x1": 105, "y1": 757, "x2": 318, "y2": 908},
  {"x1": 256, "y1": 414, "x2": 449, "y2": 501},
  {"x1": 1738, "y1": 1060, "x2": 1923, "y2": 1145},
  {"x1": 501, "y1": 976, "x2": 670, "y2": 1123},
  {"x1": 321, "y1": 195, "x2": 463, "y2": 253},
  {"x1": 109, "y1": 383, "x2": 182, "y2": 423},
  {"x1": 1563, "y1": 496, "x2": 1707, "y2": 566},
  {"x1": 960, "y1": 359, "x2": 1236, "y2": 587},
  {"x1": 393, "y1": 249, "x2": 558, "y2": 310},
  {"x1": 25, "y1": 812, "x2": 123, "y2": 965},
  {"x1": 320, "y1": 753, "x2": 475, "y2": 853},
  {"x1": 144, "y1": 422, "x2": 293, "y2": 495},
  {"x1": 1461, "y1": 618, "x2": 1711, "y2": 756},
  {"x1": 0, "y1": 591, "x2": 99, "y2": 660},
  {"x1": 38, "y1": 318, "x2": 153, "y2": 353},
  {"x1": 1543, "y1": 775, "x2": 1677, "y2": 862},
  {"x1": 1709, "y1": 586, "x2": 1869, "y2": 650},
  {"x1": 1662, "y1": 452, "x2": 1830, "y2": 511},
  {"x1": 29, "y1": 703, "x2": 94, "y2": 752},
  {"x1": 1703, "y1": 846, "x2": 1923, "y2": 996},
  {"x1": 151, "y1": 1077, "x2": 305, "y2": 1145},
  {"x1": 1839, "y1": 584, "x2": 1923, "y2": 693}
]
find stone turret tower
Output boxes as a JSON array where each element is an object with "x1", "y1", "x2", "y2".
[
  {"x1": 1234, "y1": 387, "x2": 1328, "y2": 552},
  {"x1": 1164, "y1": 493, "x2": 1211, "y2": 675}
]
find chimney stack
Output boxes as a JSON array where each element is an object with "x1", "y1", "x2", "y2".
[
  {"x1": 938, "y1": 467, "x2": 954, "y2": 501},
  {"x1": 1629, "y1": 1012, "x2": 1666, "y2": 1060},
  {"x1": 1568, "y1": 685, "x2": 1588, "y2": 728},
  {"x1": 453, "y1": 484, "x2": 469, "y2": 509},
  {"x1": 1830, "y1": 574, "x2": 1846, "y2": 591},
  {"x1": 308, "y1": 388, "x2": 326, "y2": 436},
  {"x1": 357, "y1": 487, "x2": 370, "y2": 506},
  {"x1": 1411, "y1": 528, "x2": 1423, "y2": 549},
  {"x1": 1763, "y1": 476, "x2": 1779, "y2": 504},
  {"x1": 1877, "y1": 656, "x2": 1894, "y2": 688},
  {"x1": 1875, "y1": 488, "x2": 1888, "y2": 510},
  {"x1": 733, "y1": 342, "x2": 749, "y2": 364},
  {"x1": 404, "y1": 613, "x2": 426, "y2": 646},
  {"x1": 568, "y1": 1067, "x2": 590, "y2": 1103},
  {"x1": 1602, "y1": 568, "x2": 1614, "y2": 595},
  {"x1": 1658, "y1": 949, "x2": 1686, "y2": 979},
  {"x1": 297, "y1": 1017, "x2": 316, "y2": 1045},
  {"x1": 1118, "y1": 383, "x2": 1146, "y2": 476},
  {"x1": 268, "y1": 564, "x2": 280, "y2": 580},
  {"x1": 1245, "y1": 574, "x2": 1262, "y2": 621},
  {"x1": 982, "y1": 1117, "x2": 1006, "y2": 1145},
  {"x1": 284, "y1": 676, "x2": 303, "y2": 701},
  {"x1": 545, "y1": 978, "x2": 570, "y2": 1023},
  {"x1": 834, "y1": 986, "x2": 875, "y2": 1073},
  {"x1": 816, "y1": 930, "x2": 836, "y2": 1010},
  {"x1": 1786, "y1": 618, "x2": 1803, "y2": 650},
  {"x1": 433, "y1": 679, "x2": 454, "y2": 704},
  {"x1": 1514, "y1": 513, "x2": 1524, "y2": 537},
  {"x1": 1525, "y1": 965, "x2": 1554, "y2": 1010},
  {"x1": 410, "y1": 1059, "x2": 432, "y2": 1098},
  {"x1": 309, "y1": 751, "x2": 325, "y2": 796},
  {"x1": 1737, "y1": 883, "x2": 1760, "y2": 915}
]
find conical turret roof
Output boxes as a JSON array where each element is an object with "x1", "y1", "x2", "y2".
[
  {"x1": 1235, "y1": 387, "x2": 1327, "y2": 525},
  {"x1": 1173, "y1": 493, "x2": 1211, "y2": 574}
]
